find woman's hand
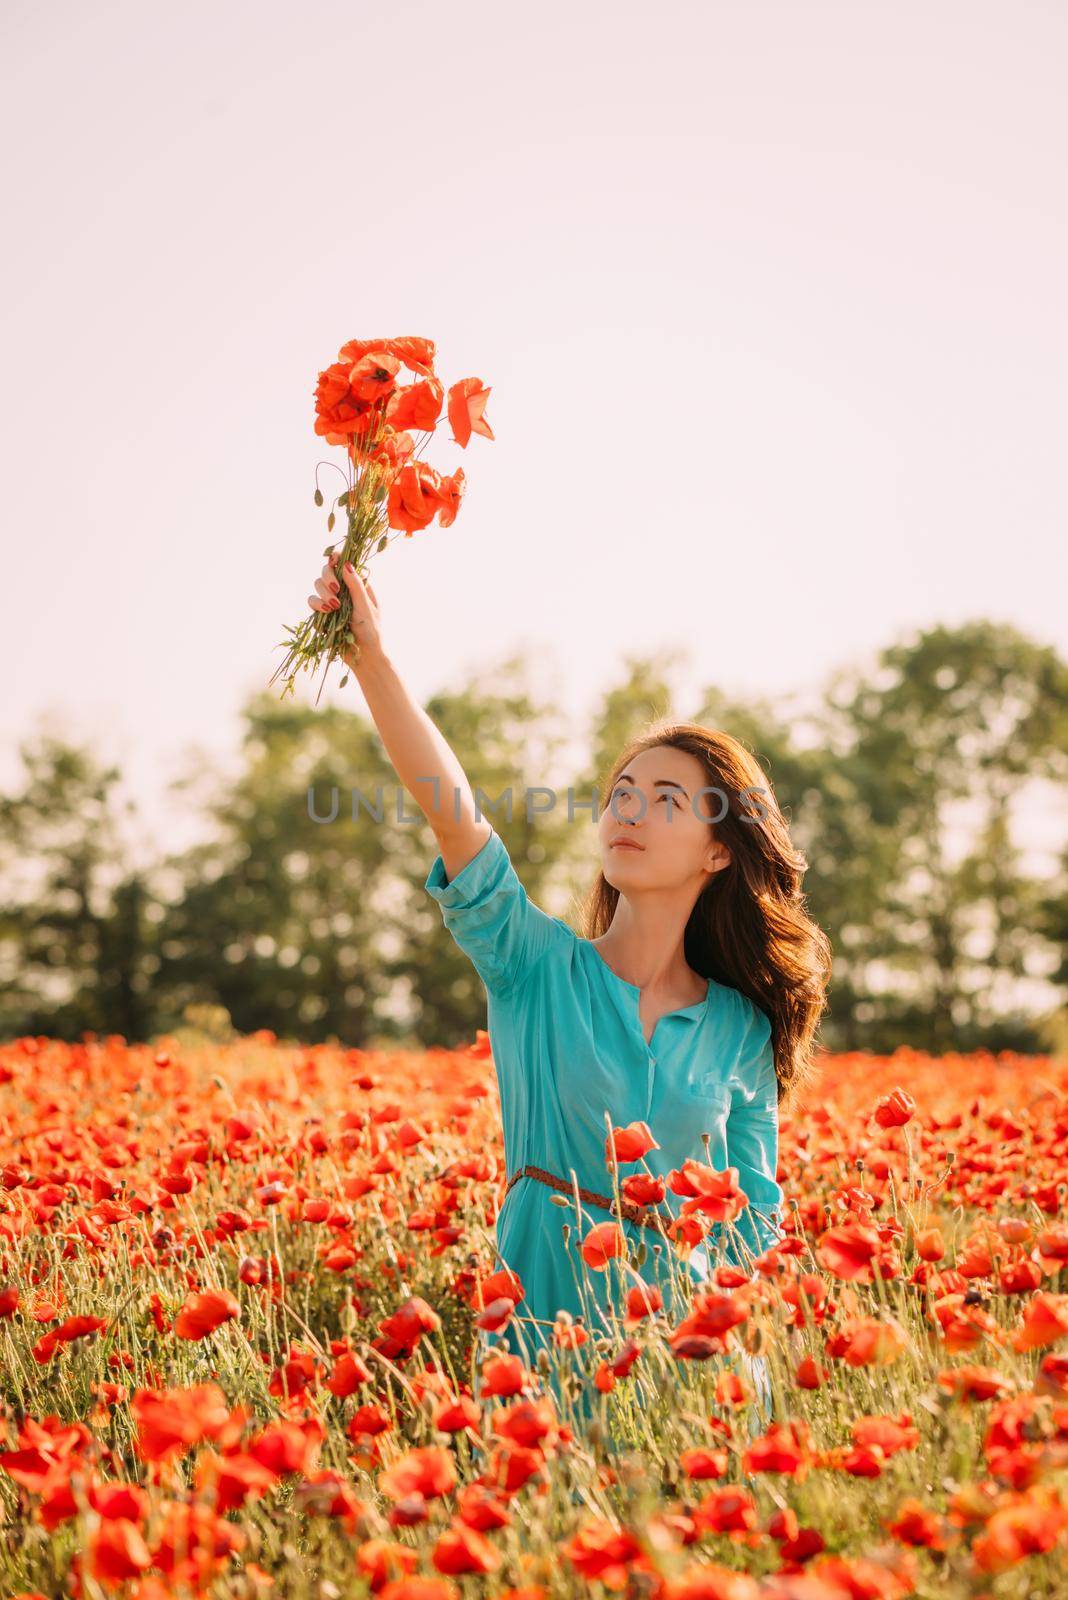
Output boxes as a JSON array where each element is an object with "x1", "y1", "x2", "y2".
[{"x1": 308, "y1": 552, "x2": 384, "y2": 671}]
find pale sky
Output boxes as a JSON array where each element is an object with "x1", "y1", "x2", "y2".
[{"x1": 3, "y1": 0, "x2": 1066, "y2": 857}]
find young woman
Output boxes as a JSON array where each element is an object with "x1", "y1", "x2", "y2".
[{"x1": 309, "y1": 555, "x2": 832, "y2": 1429}]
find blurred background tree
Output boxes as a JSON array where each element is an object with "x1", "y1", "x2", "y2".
[
  {"x1": 2, "y1": 620, "x2": 1064, "y2": 1054},
  {"x1": 818, "y1": 621, "x2": 1068, "y2": 1051},
  {"x1": 0, "y1": 738, "x2": 157, "y2": 1040}
]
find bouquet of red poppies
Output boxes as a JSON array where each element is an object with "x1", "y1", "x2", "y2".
[{"x1": 270, "y1": 334, "x2": 494, "y2": 700}]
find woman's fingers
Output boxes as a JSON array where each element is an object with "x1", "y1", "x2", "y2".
[
  {"x1": 308, "y1": 556, "x2": 344, "y2": 612},
  {"x1": 307, "y1": 554, "x2": 380, "y2": 628},
  {"x1": 341, "y1": 562, "x2": 378, "y2": 613},
  {"x1": 339, "y1": 561, "x2": 365, "y2": 602}
]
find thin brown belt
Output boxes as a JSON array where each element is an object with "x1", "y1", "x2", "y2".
[{"x1": 503, "y1": 1163, "x2": 671, "y2": 1233}]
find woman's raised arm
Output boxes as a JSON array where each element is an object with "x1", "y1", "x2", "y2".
[{"x1": 309, "y1": 553, "x2": 490, "y2": 878}]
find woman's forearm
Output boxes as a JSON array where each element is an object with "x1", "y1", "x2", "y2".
[
  {"x1": 313, "y1": 559, "x2": 481, "y2": 846},
  {"x1": 352, "y1": 651, "x2": 476, "y2": 839}
]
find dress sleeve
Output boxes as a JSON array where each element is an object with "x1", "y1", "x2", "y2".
[
  {"x1": 722, "y1": 1005, "x2": 786, "y2": 1270},
  {"x1": 424, "y1": 826, "x2": 564, "y2": 999}
]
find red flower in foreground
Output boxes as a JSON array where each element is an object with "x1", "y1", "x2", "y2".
[
  {"x1": 816, "y1": 1222, "x2": 883, "y2": 1282},
  {"x1": 932, "y1": 1293, "x2": 1004, "y2": 1354},
  {"x1": 852, "y1": 1413, "x2": 920, "y2": 1456},
  {"x1": 132, "y1": 1383, "x2": 238, "y2": 1463},
  {"x1": 378, "y1": 1445, "x2": 457, "y2": 1503},
  {"x1": 606, "y1": 1121, "x2": 658, "y2": 1164},
  {"x1": 376, "y1": 1296, "x2": 442, "y2": 1356},
  {"x1": 671, "y1": 1159, "x2": 748, "y2": 1225},
  {"x1": 1011, "y1": 1291, "x2": 1068, "y2": 1352},
  {"x1": 885, "y1": 1495, "x2": 952, "y2": 1549},
  {"x1": 472, "y1": 1268, "x2": 525, "y2": 1313},
  {"x1": 447, "y1": 378, "x2": 494, "y2": 448},
  {"x1": 741, "y1": 1419, "x2": 812, "y2": 1478},
  {"x1": 432, "y1": 1520, "x2": 502, "y2": 1576},
  {"x1": 338, "y1": 335, "x2": 436, "y2": 378},
  {"x1": 971, "y1": 1493, "x2": 1068, "y2": 1573},
  {"x1": 474, "y1": 1296, "x2": 518, "y2": 1334},
  {"x1": 874, "y1": 1087, "x2": 917, "y2": 1127},
  {"x1": 31, "y1": 1314, "x2": 107, "y2": 1365},
  {"x1": 173, "y1": 1289, "x2": 240, "y2": 1341},
  {"x1": 562, "y1": 1519, "x2": 644, "y2": 1587},
  {"x1": 387, "y1": 460, "x2": 445, "y2": 534},
  {"x1": 88, "y1": 1516, "x2": 152, "y2": 1585},
  {"x1": 386, "y1": 376, "x2": 444, "y2": 434},
  {"x1": 828, "y1": 1314, "x2": 910, "y2": 1368},
  {"x1": 624, "y1": 1282, "x2": 662, "y2": 1323},
  {"x1": 580, "y1": 1221, "x2": 627, "y2": 1271},
  {"x1": 936, "y1": 1363, "x2": 1014, "y2": 1402},
  {"x1": 478, "y1": 1353, "x2": 527, "y2": 1399}
]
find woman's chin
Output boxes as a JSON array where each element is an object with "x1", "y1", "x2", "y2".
[{"x1": 603, "y1": 852, "x2": 638, "y2": 879}]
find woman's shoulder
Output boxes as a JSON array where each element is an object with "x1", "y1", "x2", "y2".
[{"x1": 423, "y1": 824, "x2": 575, "y2": 999}]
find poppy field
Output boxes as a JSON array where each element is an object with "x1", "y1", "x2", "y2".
[{"x1": 1, "y1": 1030, "x2": 1067, "y2": 1600}]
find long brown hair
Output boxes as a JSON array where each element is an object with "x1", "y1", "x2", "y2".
[{"x1": 579, "y1": 721, "x2": 832, "y2": 1110}]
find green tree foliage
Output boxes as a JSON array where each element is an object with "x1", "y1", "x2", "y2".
[
  {"x1": 151, "y1": 693, "x2": 396, "y2": 1041},
  {"x1": 0, "y1": 738, "x2": 156, "y2": 1040},
  {"x1": 823, "y1": 621, "x2": 1068, "y2": 1051},
  {"x1": 149, "y1": 656, "x2": 570, "y2": 1049},
  {"x1": 582, "y1": 650, "x2": 684, "y2": 805}
]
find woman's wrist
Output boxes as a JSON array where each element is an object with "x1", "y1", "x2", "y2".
[{"x1": 351, "y1": 645, "x2": 393, "y2": 685}]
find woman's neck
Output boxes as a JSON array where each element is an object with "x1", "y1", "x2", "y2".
[{"x1": 590, "y1": 899, "x2": 705, "y2": 1000}]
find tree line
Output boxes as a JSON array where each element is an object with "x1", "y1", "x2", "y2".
[{"x1": 2, "y1": 619, "x2": 1066, "y2": 1055}]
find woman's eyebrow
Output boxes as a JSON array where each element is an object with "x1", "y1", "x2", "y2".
[{"x1": 616, "y1": 772, "x2": 690, "y2": 796}]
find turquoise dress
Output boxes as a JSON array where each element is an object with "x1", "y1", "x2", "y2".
[{"x1": 425, "y1": 826, "x2": 785, "y2": 1427}]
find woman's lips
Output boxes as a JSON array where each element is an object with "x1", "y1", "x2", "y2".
[{"x1": 610, "y1": 840, "x2": 644, "y2": 850}]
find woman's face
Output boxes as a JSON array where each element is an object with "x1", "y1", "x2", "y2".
[{"x1": 598, "y1": 744, "x2": 731, "y2": 892}]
